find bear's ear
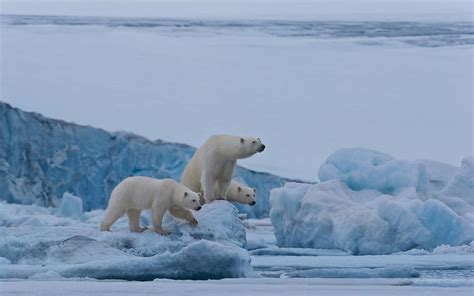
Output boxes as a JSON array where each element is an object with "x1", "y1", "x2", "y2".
[
  {"x1": 197, "y1": 192, "x2": 202, "y2": 197},
  {"x1": 253, "y1": 188, "x2": 256, "y2": 193},
  {"x1": 240, "y1": 138, "x2": 244, "y2": 144},
  {"x1": 184, "y1": 192, "x2": 188, "y2": 197},
  {"x1": 238, "y1": 187, "x2": 242, "y2": 191}
]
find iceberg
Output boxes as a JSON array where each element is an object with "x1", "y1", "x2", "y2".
[
  {"x1": 318, "y1": 148, "x2": 429, "y2": 194},
  {"x1": 0, "y1": 102, "x2": 290, "y2": 218},
  {"x1": 441, "y1": 157, "x2": 474, "y2": 205},
  {"x1": 0, "y1": 201, "x2": 253, "y2": 280},
  {"x1": 270, "y1": 148, "x2": 474, "y2": 255}
]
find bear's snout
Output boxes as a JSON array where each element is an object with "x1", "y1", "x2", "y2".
[
  {"x1": 258, "y1": 144, "x2": 266, "y2": 152},
  {"x1": 249, "y1": 201, "x2": 256, "y2": 206},
  {"x1": 195, "y1": 206, "x2": 202, "y2": 211}
]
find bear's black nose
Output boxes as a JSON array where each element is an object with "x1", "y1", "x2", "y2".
[
  {"x1": 249, "y1": 201, "x2": 256, "y2": 206},
  {"x1": 196, "y1": 206, "x2": 202, "y2": 211},
  {"x1": 259, "y1": 145, "x2": 266, "y2": 152}
]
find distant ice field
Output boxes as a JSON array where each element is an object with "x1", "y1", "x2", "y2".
[
  {"x1": 1, "y1": 13, "x2": 472, "y2": 180},
  {"x1": 2, "y1": 15, "x2": 473, "y2": 47}
]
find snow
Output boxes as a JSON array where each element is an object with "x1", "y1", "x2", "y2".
[
  {"x1": 245, "y1": 237, "x2": 268, "y2": 251},
  {"x1": 165, "y1": 200, "x2": 247, "y2": 248},
  {"x1": 432, "y1": 242, "x2": 474, "y2": 255},
  {"x1": 0, "y1": 201, "x2": 253, "y2": 280},
  {"x1": 58, "y1": 192, "x2": 83, "y2": 219},
  {"x1": 270, "y1": 149, "x2": 474, "y2": 254},
  {"x1": 1, "y1": 278, "x2": 473, "y2": 296},
  {"x1": 251, "y1": 253, "x2": 474, "y2": 271},
  {"x1": 0, "y1": 102, "x2": 288, "y2": 218},
  {"x1": 1, "y1": 203, "x2": 473, "y2": 290},
  {"x1": 0, "y1": 257, "x2": 11, "y2": 264}
]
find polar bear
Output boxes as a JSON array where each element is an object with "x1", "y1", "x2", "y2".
[
  {"x1": 173, "y1": 181, "x2": 257, "y2": 224},
  {"x1": 226, "y1": 181, "x2": 257, "y2": 205},
  {"x1": 196, "y1": 180, "x2": 256, "y2": 205},
  {"x1": 100, "y1": 176, "x2": 201, "y2": 235},
  {"x1": 181, "y1": 134, "x2": 265, "y2": 203}
]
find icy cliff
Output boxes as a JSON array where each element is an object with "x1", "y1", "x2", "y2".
[{"x1": 0, "y1": 102, "x2": 288, "y2": 217}]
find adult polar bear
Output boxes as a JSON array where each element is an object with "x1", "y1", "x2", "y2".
[{"x1": 181, "y1": 134, "x2": 265, "y2": 203}]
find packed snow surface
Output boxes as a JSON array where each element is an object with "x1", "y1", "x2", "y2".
[
  {"x1": 0, "y1": 201, "x2": 253, "y2": 280},
  {"x1": 2, "y1": 278, "x2": 473, "y2": 296},
  {"x1": 271, "y1": 148, "x2": 474, "y2": 255}
]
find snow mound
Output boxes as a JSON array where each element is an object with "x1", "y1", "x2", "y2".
[
  {"x1": 165, "y1": 201, "x2": 246, "y2": 248},
  {"x1": 0, "y1": 202, "x2": 75, "y2": 227},
  {"x1": 271, "y1": 149, "x2": 474, "y2": 255},
  {"x1": 58, "y1": 192, "x2": 83, "y2": 219},
  {"x1": 0, "y1": 201, "x2": 253, "y2": 280},
  {"x1": 57, "y1": 240, "x2": 251, "y2": 281}
]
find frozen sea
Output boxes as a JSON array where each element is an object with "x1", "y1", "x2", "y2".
[{"x1": 1, "y1": 0, "x2": 472, "y2": 180}]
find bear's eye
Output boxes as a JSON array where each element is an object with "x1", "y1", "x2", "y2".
[
  {"x1": 252, "y1": 141, "x2": 256, "y2": 144},
  {"x1": 192, "y1": 199, "x2": 196, "y2": 202},
  {"x1": 246, "y1": 194, "x2": 250, "y2": 197}
]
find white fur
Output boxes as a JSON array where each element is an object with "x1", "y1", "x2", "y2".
[
  {"x1": 226, "y1": 181, "x2": 257, "y2": 205},
  {"x1": 173, "y1": 181, "x2": 257, "y2": 223},
  {"x1": 181, "y1": 134, "x2": 265, "y2": 203},
  {"x1": 100, "y1": 176, "x2": 201, "y2": 235}
]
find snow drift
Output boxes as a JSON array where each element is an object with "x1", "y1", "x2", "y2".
[
  {"x1": 0, "y1": 201, "x2": 253, "y2": 280},
  {"x1": 0, "y1": 102, "x2": 289, "y2": 218},
  {"x1": 270, "y1": 148, "x2": 474, "y2": 255}
]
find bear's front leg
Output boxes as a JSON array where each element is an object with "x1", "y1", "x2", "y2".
[
  {"x1": 151, "y1": 206, "x2": 171, "y2": 235},
  {"x1": 169, "y1": 205, "x2": 198, "y2": 226}
]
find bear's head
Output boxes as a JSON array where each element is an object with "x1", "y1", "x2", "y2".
[
  {"x1": 238, "y1": 137, "x2": 265, "y2": 158},
  {"x1": 234, "y1": 185, "x2": 256, "y2": 206},
  {"x1": 179, "y1": 191, "x2": 202, "y2": 211}
]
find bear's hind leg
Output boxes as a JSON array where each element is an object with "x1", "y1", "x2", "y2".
[
  {"x1": 216, "y1": 178, "x2": 232, "y2": 200},
  {"x1": 127, "y1": 209, "x2": 147, "y2": 232},
  {"x1": 100, "y1": 207, "x2": 126, "y2": 231},
  {"x1": 201, "y1": 169, "x2": 216, "y2": 203}
]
